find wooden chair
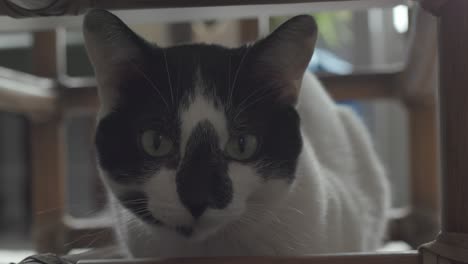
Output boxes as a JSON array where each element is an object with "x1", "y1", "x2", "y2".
[{"x1": 0, "y1": 0, "x2": 466, "y2": 263}]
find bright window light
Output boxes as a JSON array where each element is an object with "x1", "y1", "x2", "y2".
[{"x1": 392, "y1": 5, "x2": 409, "y2": 34}]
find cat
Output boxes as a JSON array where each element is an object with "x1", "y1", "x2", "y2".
[{"x1": 20, "y1": 8, "x2": 390, "y2": 264}]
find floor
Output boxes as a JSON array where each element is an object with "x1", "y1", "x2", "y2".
[{"x1": 0, "y1": 231, "x2": 33, "y2": 264}]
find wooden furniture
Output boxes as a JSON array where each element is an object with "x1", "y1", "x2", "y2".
[{"x1": 0, "y1": 0, "x2": 465, "y2": 263}]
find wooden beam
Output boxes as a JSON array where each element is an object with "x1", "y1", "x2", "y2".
[
  {"x1": 397, "y1": 8, "x2": 438, "y2": 105},
  {"x1": 408, "y1": 103, "x2": 439, "y2": 221},
  {"x1": 30, "y1": 119, "x2": 67, "y2": 253},
  {"x1": 93, "y1": 0, "x2": 359, "y2": 9},
  {"x1": 0, "y1": 66, "x2": 56, "y2": 119},
  {"x1": 60, "y1": 77, "x2": 98, "y2": 115},
  {"x1": 0, "y1": 1, "x2": 405, "y2": 32},
  {"x1": 437, "y1": 0, "x2": 468, "y2": 234},
  {"x1": 420, "y1": 0, "x2": 449, "y2": 16},
  {"x1": 0, "y1": 0, "x2": 407, "y2": 17},
  {"x1": 30, "y1": 30, "x2": 68, "y2": 254},
  {"x1": 321, "y1": 73, "x2": 398, "y2": 101},
  {"x1": 394, "y1": 103, "x2": 439, "y2": 247},
  {"x1": 78, "y1": 252, "x2": 419, "y2": 264},
  {"x1": 63, "y1": 217, "x2": 114, "y2": 250}
]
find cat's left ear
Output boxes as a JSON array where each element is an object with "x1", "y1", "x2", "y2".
[
  {"x1": 82, "y1": 9, "x2": 150, "y2": 110},
  {"x1": 253, "y1": 15, "x2": 318, "y2": 104}
]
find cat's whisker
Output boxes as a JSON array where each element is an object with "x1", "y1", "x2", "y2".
[
  {"x1": 177, "y1": 53, "x2": 182, "y2": 107},
  {"x1": 228, "y1": 46, "x2": 251, "y2": 109},
  {"x1": 227, "y1": 53, "x2": 232, "y2": 105},
  {"x1": 130, "y1": 61, "x2": 170, "y2": 110},
  {"x1": 163, "y1": 49, "x2": 174, "y2": 106},
  {"x1": 234, "y1": 86, "x2": 268, "y2": 112},
  {"x1": 64, "y1": 227, "x2": 111, "y2": 249},
  {"x1": 35, "y1": 202, "x2": 110, "y2": 217},
  {"x1": 287, "y1": 206, "x2": 305, "y2": 216},
  {"x1": 121, "y1": 199, "x2": 148, "y2": 204},
  {"x1": 241, "y1": 211, "x2": 310, "y2": 250},
  {"x1": 83, "y1": 229, "x2": 112, "y2": 249},
  {"x1": 35, "y1": 207, "x2": 66, "y2": 215},
  {"x1": 233, "y1": 89, "x2": 279, "y2": 121}
]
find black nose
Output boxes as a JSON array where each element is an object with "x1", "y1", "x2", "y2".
[{"x1": 187, "y1": 203, "x2": 207, "y2": 219}]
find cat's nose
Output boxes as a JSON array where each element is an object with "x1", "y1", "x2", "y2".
[{"x1": 187, "y1": 203, "x2": 207, "y2": 219}]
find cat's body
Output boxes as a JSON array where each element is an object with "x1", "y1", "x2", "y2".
[{"x1": 83, "y1": 9, "x2": 389, "y2": 260}]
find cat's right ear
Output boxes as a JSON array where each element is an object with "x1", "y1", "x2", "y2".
[{"x1": 83, "y1": 9, "x2": 148, "y2": 111}]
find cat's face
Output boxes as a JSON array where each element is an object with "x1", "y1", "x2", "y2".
[{"x1": 84, "y1": 9, "x2": 317, "y2": 240}]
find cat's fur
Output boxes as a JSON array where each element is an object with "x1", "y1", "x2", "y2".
[{"x1": 83, "y1": 9, "x2": 390, "y2": 258}]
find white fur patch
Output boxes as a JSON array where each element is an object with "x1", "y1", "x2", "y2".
[
  {"x1": 179, "y1": 95, "x2": 228, "y2": 157},
  {"x1": 144, "y1": 168, "x2": 192, "y2": 227}
]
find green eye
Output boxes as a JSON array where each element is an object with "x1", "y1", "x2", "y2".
[
  {"x1": 140, "y1": 130, "x2": 174, "y2": 157},
  {"x1": 225, "y1": 134, "x2": 258, "y2": 161}
]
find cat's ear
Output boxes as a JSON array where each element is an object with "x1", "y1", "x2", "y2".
[
  {"x1": 253, "y1": 15, "x2": 317, "y2": 104},
  {"x1": 83, "y1": 9, "x2": 149, "y2": 110}
]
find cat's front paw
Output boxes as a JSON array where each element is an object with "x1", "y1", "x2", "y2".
[{"x1": 17, "y1": 253, "x2": 74, "y2": 264}]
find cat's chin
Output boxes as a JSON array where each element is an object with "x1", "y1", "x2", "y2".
[
  {"x1": 149, "y1": 212, "x2": 241, "y2": 242},
  {"x1": 148, "y1": 220, "x2": 227, "y2": 242}
]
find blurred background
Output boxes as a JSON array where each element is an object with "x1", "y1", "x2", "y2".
[{"x1": 0, "y1": 1, "x2": 439, "y2": 263}]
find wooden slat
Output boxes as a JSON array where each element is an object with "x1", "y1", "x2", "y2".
[
  {"x1": 321, "y1": 73, "x2": 398, "y2": 101},
  {"x1": 78, "y1": 252, "x2": 419, "y2": 264},
  {"x1": 0, "y1": 66, "x2": 56, "y2": 119},
  {"x1": 92, "y1": 0, "x2": 362, "y2": 9},
  {"x1": 437, "y1": 0, "x2": 468, "y2": 234},
  {"x1": 0, "y1": 0, "x2": 407, "y2": 17},
  {"x1": 420, "y1": 0, "x2": 449, "y2": 16},
  {"x1": 30, "y1": 30, "x2": 68, "y2": 254},
  {"x1": 0, "y1": 0, "x2": 405, "y2": 32},
  {"x1": 393, "y1": 103, "x2": 439, "y2": 247},
  {"x1": 65, "y1": 226, "x2": 114, "y2": 250},
  {"x1": 397, "y1": 8, "x2": 438, "y2": 105},
  {"x1": 60, "y1": 78, "x2": 98, "y2": 115},
  {"x1": 393, "y1": 5, "x2": 440, "y2": 248},
  {"x1": 408, "y1": 105, "x2": 439, "y2": 215},
  {"x1": 31, "y1": 119, "x2": 67, "y2": 253}
]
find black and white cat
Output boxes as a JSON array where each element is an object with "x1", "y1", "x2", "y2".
[{"x1": 22, "y1": 9, "x2": 391, "y2": 263}]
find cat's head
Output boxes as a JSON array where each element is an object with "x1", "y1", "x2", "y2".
[{"x1": 84, "y1": 9, "x2": 317, "y2": 241}]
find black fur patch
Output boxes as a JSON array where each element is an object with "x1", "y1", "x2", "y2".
[{"x1": 176, "y1": 121, "x2": 232, "y2": 218}]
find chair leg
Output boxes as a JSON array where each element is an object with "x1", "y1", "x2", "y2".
[
  {"x1": 30, "y1": 119, "x2": 67, "y2": 254},
  {"x1": 436, "y1": 0, "x2": 468, "y2": 235},
  {"x1": 392, "y1": 103, "x2": 439, "y2": 248},
  {"x1": 420, "y1": 0, "x2": 468, "y2": 263},
  {"x1": 30, "y1": 30, "x2": 68, "y2": 254}
]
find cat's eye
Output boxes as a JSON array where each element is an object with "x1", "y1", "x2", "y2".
[
  {"x1": 225, "y1": 134, "x2": 258, "y2": 161},
  {"x1": 140, "y1": 130, "x2": 174, "y2": 157}
]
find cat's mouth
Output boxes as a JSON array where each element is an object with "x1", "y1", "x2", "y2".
[
  {"x1": 139, "y1": 216, "x2": 195, "y2": 238},
  {"x1": 147, "y1": 215, "x2": 235, "y2": 240},
  {"x1": 153, "y1": 219, "x2": 226, "y2": 240},
  {"x1": 175, "y1": 225, "x2": 194, "y2": 237},
  {"x1": 170, "y1": 222, "x2": 225, "y2": 240}
]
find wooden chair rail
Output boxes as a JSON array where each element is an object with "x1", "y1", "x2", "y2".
[
  {"x1": 0, "y1": 66, "x2": 56, "y2": 119},
  {"x1": 0, "y1": 0, "x2": 407, "y2": 17},
  {"x1": 77, "y1": 252, "x2": 419, "y2": 264},
  {"x1": 437, "y1": 0, "x2": 468, "y2": 234},
  {"x1": 0, "y1": 1, "x2": 407, "y2": 33}
]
